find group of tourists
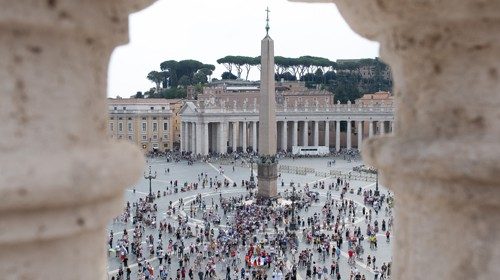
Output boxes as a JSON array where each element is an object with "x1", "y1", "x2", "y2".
[{"x1": 108, "y1": 154, "x2": 393, "y2": 280}]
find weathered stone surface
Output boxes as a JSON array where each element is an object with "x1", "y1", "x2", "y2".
[
  {"x1": 0, "y1": 0, "x2": 154, "y2": 279},
  {"x1": 291, "y1": 0, "x2": 500, "y2": 279}
]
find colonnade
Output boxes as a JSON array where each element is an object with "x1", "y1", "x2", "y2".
[{"x1": 181, "y1": 119, "x2": 393, "y2": 155}]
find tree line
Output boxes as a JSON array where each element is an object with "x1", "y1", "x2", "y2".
[{"x1": 138, "y1": 56, "x2": 392, "y2": 103}]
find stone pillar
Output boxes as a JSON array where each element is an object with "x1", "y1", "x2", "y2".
[
  {"x1": 335, "y1": 120, "x2": 340, "y2": 152},
  {"x1": 302, "y1": 120, "x2": 309, "y2": 146},
  {"x1": 180, "y1": 121, "x2": 184, "y2": 152},
  {"x1": 203, "y1": 122, "x2": 209, "y2": 155},
  {"x1": 292, "y1": 121, "x2": 298, "y2": 147},
  {"x1": 313, "y1": 120, "x2": 319, "y2": 146},
  {"x1": 292, "y1": 1, "x2": 500, "y2": 279},
  {"x1": 196, "y1": 121, "x2": 202, "y2": 154},
  {"x1": 242, "y1": 121, "x2": 247, "y2": 152},
  {"x1": 219, "y1": 122, "x2": 227, "y2": 154},
  {"x1": 281, "y1": 121, "x2": 288, "y2": 151},
  {"x1": 232, "y1": 121, "x2": 238, "y2": 152},
  {"x1": 324, "y1": 121, "x2": 330, "y2": 148},
  {"x1": 252, "y1": 121, "x2": 257, "y2": 152},
  {"x1": 369, "y1": 121, "x2": 374, "y2": 138},
  {"x1": 191, "y1": 122, "x2": 196, "y2": 154},
  {"x1": 346, "y1": 120, "x2": 352, "y2": 149},
  {"x1": 0, "y1": 1, "x2": 151, "y2": 278},
  {"x1": 357, "y1": 121, "x2": 363, "y2": 151},
  {"x1": 380, "y1": 121, "x2": 385, "y2": 135}
]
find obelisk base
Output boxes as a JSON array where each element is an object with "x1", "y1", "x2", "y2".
[{"x1": 257, "y1": 160, "x2": 278, "y2": 199}]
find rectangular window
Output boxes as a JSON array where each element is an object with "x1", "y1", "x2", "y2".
[
  {"x1": 118, "y1": 123, "x2": 123, "y2": 132},
  {"x1": 128, "y1": 135, "x2": 132, "y2": 141},
  {"x1": 163, "y1": 122, "x2": 168, "y2": 131},
  {"x1": 153, "y1": 122, "x2": 158, "y2": 132},
  {"x1": 142, "y1": 122, "x2": 147, "y2": 132},
  {"x1": 142, "y1": 135, "x2": 147, "y2": 140},
  {"x1": 153, "y1": 135, "x2": 158, "y2": 140},
  {"x1": 109, "y1": 123, "x2": 113, "y2": 131},
  {"x1": 128, "y1": 122, "x2": 132, "y2": 132}
]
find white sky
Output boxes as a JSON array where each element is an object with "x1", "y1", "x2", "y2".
[{"x1": 107, "y1": 0, "x2": 379, "y2": 97}]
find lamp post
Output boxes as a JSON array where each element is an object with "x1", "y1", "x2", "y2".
[
  {"x1": 144, "y1": 165, "x2": 157, "y2": 202},
  {"x1": 289, "y1": 185, "x2": 298, "y2": 231},
  {"x1": 249, "y1": 157, "x2": 255, "y2": 187}
]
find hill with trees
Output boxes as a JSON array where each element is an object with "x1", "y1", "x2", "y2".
[{"x1": 138, "y1": 56, "x2": 392, "y2": 103}]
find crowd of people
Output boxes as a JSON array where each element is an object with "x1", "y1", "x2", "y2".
[{"x1": 108, "y1": 153, "x2": 393, "y2": 280}]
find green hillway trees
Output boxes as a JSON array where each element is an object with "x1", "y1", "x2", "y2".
[{"x1": 140, "y1": 57, "x2": 392, "y2": 103}]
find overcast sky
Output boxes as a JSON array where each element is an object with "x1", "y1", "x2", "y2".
[{"x1": 107, "y1": 0, "x2": 379, "y2": 97}]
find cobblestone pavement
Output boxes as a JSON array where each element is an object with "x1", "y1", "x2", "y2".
[{"x1": 107, "y1": 156, "x2": 393, "y2": 279}]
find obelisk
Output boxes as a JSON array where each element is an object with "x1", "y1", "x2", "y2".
[{"x1": 257, "y1": 7, "x2": 278, "y2": 199}]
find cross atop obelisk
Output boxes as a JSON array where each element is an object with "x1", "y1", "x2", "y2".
[
  {"x1": 265, "y1": 7, "x2": 270, "y2": 36},
  {"x1": 257, "y1": 7, "x2": 278, "y2": 199}
]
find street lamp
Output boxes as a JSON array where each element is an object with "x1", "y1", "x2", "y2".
[
  {"x1": 289, "y1": 185, "x2": 298, "y2": 231},
  {"x1": 144, "y1": 165, "x2": 157, "y2": 203},
  {"x1": 249, "y1": 157, "x2": 255, "y2": 187}
]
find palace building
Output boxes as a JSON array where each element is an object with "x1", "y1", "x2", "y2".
[{"x1": 107, "y1": 98, "x2": 182, "y2": 152}]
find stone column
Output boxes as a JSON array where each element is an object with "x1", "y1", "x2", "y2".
[
  {"x1": 219, "y1": 122, "x2": 227, "y2": 154},
  {"x1": 190, "y1": 122, "x2": 196, "y2": 154},
  {"x1": 242, "y1": 121, "x2": 247, "y2": 152},
  {"x1": 335, "y1": 120, "x2": 340, "y2": 152},
  {"x1": 292, "y1": 121, "x2": 298, "y2": 147},
  {"x1": 302, "y1": 120, "x2": 309, "y2": 146},
  {"x1": 313, "y1": 120, "x2": 319, "y2": 146},
  {"x1": 196, "y1": 121, "x2": 202, "y2": 154},
  {"x1": 252, "y1": 121, "x2": 257, "y2": 152},
  {"x1": 232, "y1": 121, "x2": 238, "y2": 152},
  {"x1": 0, "y1": 1, "x2": 151, "y2": 278},
  {"x1": 203, "y1": 122, "x2": 209, "y2": 155},
  {"x1": 324, "y1": 121, "x2": 330, "y2": 148},
  {"x1": 380, "y1": 121, "x2": 385, "y2": 135},
  {"x1": 346, "y1": 120, "x2": 352, "y2": 149},
  {"x1": 369, "y1": 121, "x2": 374, "y2": 138},
  {"x1": 293, "y1": 1, "x2": 500, "y2": 279},
  {"x1": 281, "y1": 121, "x2": 288, "y2": 151},
  {"x1": 357, "y1": 121, "x2": 363, "y2": 151},
  {"x1": 180, "y1": 121, "x2": 184, "y2": 152}
]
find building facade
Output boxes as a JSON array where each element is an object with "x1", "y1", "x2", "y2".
[
  {"x1": 108, "y1": 98, "x2": 177, "y2": 153},
  {"x1": 180, "y1": 82, "x2": 395, "y2": 155}
]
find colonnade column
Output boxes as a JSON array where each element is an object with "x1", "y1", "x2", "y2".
[
  {"x1": 380, "y1": 121, "x2": 386, "y2": 135},
  {"x1": 357, "y1": 121, "x2": 363, "y2": 151},
  {"x1": 252, "y1": 121, "x2": 257, "y2": 152},
  {"x1": 203, "y1": 122, "x2": 209, "y2": 155},
  {"x1": 335, "y1": 120, "x2": 340, "y2": 152},
  {"x1": 292, "y1": 121, "x2": 298, "y2": 147},
  {"x1": 313, "y1": 121, "x2": 319, "y2": 146},
  {"x1": 191, "y1": 122, "x2": 196, "y2": 154},
  {"x1": 196, "y1": 121, "x2": 203, "y2": 155},
  {"x1": 281, "y1": 121, "x2": 288, "y2": 151},
  {"x1": 232, "y1": 121, "x2": 238, "y2": 152},
  {"x1": 242, "y1": 121, "x2": 247, "y2": 152},
  {"x1": 369, "y1": 121, "x2": 374, "y2": 138},
  {"x1": 346, "y1": 121, "x2": 352, "y2": 149},
  {"x1": 324, "y1": 121, "x2": 330, "y2": 148},
  {"x1": 303, "y1": 120, "x2": 309, "y2": 146},
  {"x1": 180, "y1": 121, "x2": 186, "y2": 152},
  {"x1": 219, "y1": 122, "x2": 227, "y2": 154}
]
